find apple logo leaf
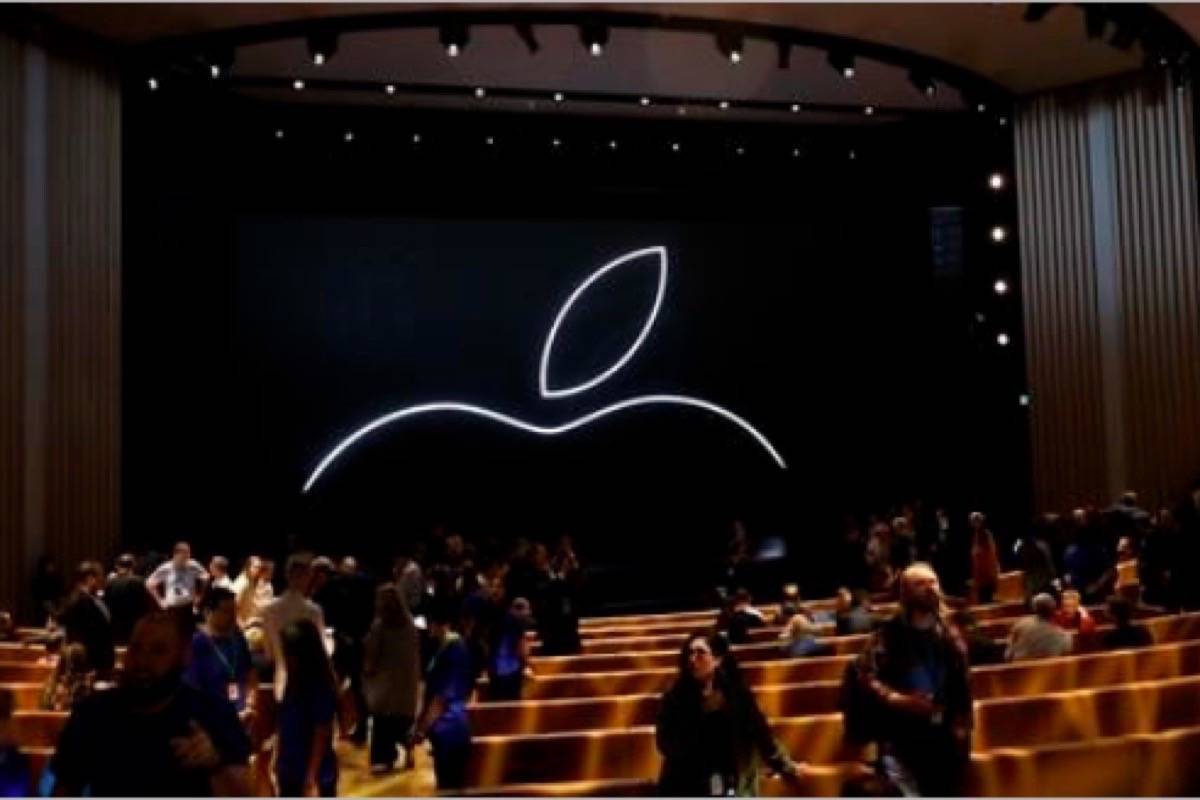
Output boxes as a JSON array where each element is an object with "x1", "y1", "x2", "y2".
[{"x1": 538, "y1": 246, "x2": 667, "y2": 399}]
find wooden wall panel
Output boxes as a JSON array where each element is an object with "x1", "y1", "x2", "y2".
[
  {"x1": 0, "y1": 31, "x2": 27, "y2": 620},
  {"x1": 0, "y1": 28, "x2": 120, "y2": 620},
  {"x1": 1017, "y1": 73, "x2": 1200, "y2": 513}
]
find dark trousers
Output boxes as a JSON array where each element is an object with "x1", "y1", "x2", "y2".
[
  {"x1": 333, "y1": 636, "x2": 367, "y2": 739},
  {"x1": 430, "y1": 730, "x2": 471, "y2": 790},
  {"x1": 487, "y1": 671, "x2": 524, "y2": 701},
  {"x1": 369, "y1": 713, "x2": 413, "y2": 768}
]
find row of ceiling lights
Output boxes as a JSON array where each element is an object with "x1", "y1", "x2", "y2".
[{"x1": 145, "y1": 22, "x2": 1004, "y2": 114}]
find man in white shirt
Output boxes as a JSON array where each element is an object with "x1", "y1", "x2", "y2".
[
  {"x1": 261, "y1": 553, "x2": 326, "y2": 700},
  {"x1": 147, "y1": 542, "x2": 208, "y2": 610}
]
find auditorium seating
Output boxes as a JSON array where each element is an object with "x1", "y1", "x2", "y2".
[{"x1": 460, "y1": 591, "x2": 1200, "y2": 796}]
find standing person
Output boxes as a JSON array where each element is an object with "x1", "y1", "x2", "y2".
[
  {"x1": 316, "y1": 556, "x2": 375, "y2": 745},
  {"x1": 32, "y1": 556, "x2": 65, "y2": 627},
  {"x1": 232, "y1": 556, "x2": 275, "y2": 630},
  {"x1": 968, "y1": 512, "x2": 1000, "y2": 604},
  {"x1": 104, "y1": 554, "x2": 157, "y2": 646},
  {"x1": 393, "y1": 546, "x2": 426, "y2": 617},
  {"x1": 363, "y1": 584, "x2": 420, "y2": 774},
  {"x1": 487, "y1": 597, "x2": 534, "y2": 700},
  {"x1": 850, "y1": 563, "x2": 972, "y2": 797},
  {"x1": 59, "y1": 562, "x2": 115, "y2": 678},
  {"x1": 208, "y1": 557, "x2": 234, "y2": 591},
  {"x1": 1102, "y1": 595, "x2": 1153, "y2": 650},
  {"x1": 412, "y1": 600, "x2": 473, "y2": 791},
  {"x1": 656, "y1": 630, "x2": 805, "y2": 796},
  {"x1": 49, "y1": 612, "x2": 252, "y2": 796},
  {"x1": 185, "y1": 588, "x2": 256, "y2": 716},
  {"x1": 261, "y1": 554, "x2": 326, "y2": 700},
  {"x1": 147, "y1": 542, "x2": 209, "y2": 610},
  {"x1": 274, "y1": 620, "x2": 339, "y2": 798}
]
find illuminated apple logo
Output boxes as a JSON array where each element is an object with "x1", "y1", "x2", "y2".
[{"x1": 302, "y1": 245, "x2": 786, "y2": 493}]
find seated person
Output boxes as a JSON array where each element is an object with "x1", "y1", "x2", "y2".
[
  {"x1": 778, "y1": 606, "x2": 832, "y2": 658},
  {"x1": 721, "y1": 589, "x2": 766, "y2": 645},
  {"x1": 775, "y1": 584, "x2": 801, "y2": 625},
  {"x1": 0, "y1": 613, "x2": 17, "y2": 644},
  {"x1": 1006, "y1": 593, "x2": 1072, "y2": 661},
  {"x1": 1053, "y1": 589, "x2": 1096, "y2": 634},
  {"x1": 834, "y1": 588, "x2": 875, "y2": 636},
  {"x1": 0, "y1": 688, "x2": 31, "y2": 797},
  {"x1": 948, "y1": 609, "x2": 1005, "y2": 665},
  {"x1": 1102, "y1": 595, "x2": 1153, "y2": 650}
]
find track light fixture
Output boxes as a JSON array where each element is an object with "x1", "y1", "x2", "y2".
[
  {"x1": 207, "y1": 48, "x2": 233, "y2": 79},
  {"x1": 716, "y1": 29, "x2": 744, "y2": 64},
  {"x1": 827, "y1": 50, "x2": 855, "y2": 79},
  {"x1": 908, "y1": 70, "x2": 936, "y2": 97},
  {"x1": 307, "y1": 31, "x2": 338, "y2": 66},
  {"x1": 439, "y1": 23, "x2": 469, "y2": 57},
  {"x1": 580, "y1": 23, "x2": 609, "y2": 56},
  {"x1": 515, "y1": 23, "x2": 540, "y2": 54}
]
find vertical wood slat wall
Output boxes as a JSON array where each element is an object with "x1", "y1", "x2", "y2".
[
  {"x1": 1017, "y1": 72, "x2": 1200, "y2": 513},
  {"x1": 0, "y1": 32, "x2": 28, "y2": 620},
  {"x1": 0, "y1": 29, "x2": 120, "y2": 620}
]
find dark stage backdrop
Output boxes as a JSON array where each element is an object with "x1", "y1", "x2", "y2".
[{"x1": 123, "y1": 96, "x2": 1026, "y2": 601}]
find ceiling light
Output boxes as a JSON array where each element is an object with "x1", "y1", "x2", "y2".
[
  {"x1": 307, "y1": 32, "x2": 338, "y2": 66},
  {"x1": 147, "y1": 77, "x2": 158, "y2": 91},
  {"x1": 553, "y1": 92, "x2": 564, "y2": 103},
  {"x1": 292, "y1": 79, "x2": 305, "y2": 91},
  {"x1": 440, "y1": 24, "x2": 469, "y2": 57},
  {"x1": 828, "y1": 50, "x2": 855, "y2": 79},
  {"x1": 991, "y1": 225, "x2": 1008, "y2": 243},
  {"x1": 716, "y1": 30, "x2": 745, "y2": 65},
  {"x1": 385, "y1": 84, "x2": 396, "y2": 95},
  {"x1": 580, "y1": 23, "x2": 609, "y2": 57},
  {"x1": 475, "y1": 87, "x2": 486, "y2": 99},
  {"x1": 989, "y1": 172, "x2": 1006, "y2": 190},
  {"x1": 994, "y1": 279, "x2": 1010, "y2": 295},
  {"x1": 996, "y1": 332, "x2": 1011, "y2": 347}
]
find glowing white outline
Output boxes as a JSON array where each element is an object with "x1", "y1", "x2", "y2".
[
  {"x1": 301, "y1": 244, "x2": 787, "y2": 492},
  {"x1": 538, "y1": 245, "x2": 667, "y2": 399},
  {"x1": 302, "y1": 395, "x2": 786, "y2": 492}
]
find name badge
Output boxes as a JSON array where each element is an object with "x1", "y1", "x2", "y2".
[{"x1": 228, "y1": 683, "x2": 239, "y2": 703}]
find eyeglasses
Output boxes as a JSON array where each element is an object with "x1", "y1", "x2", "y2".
[{"x1": 688, "y1": 647, "x2": 712, "y2": 658}]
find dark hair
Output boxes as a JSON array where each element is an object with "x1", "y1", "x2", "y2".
[
  {"x1": 285, "y1": 553, "x2": 313, "y2": 580},
  {"x1": 209, "y1": 555, "x2": 229, "y2": 572},
  {"x1": 115, "y1": 554, "x2": 135, "y2": 571},
  {"x1": 73, "y1": 561, "x2": 102, "y2": 585},
  {"x1": 676, "y1": 629, "x2": 732, "y2": 680},
  {"x1": 426, "y1": 596, "x2": 459, "y2": 627},
  {"x1": 203, "y1": 587, "x2": 236, "y2": 614},
  {"x1": 280, "y1": 619, "x2": 338, "y2": 697}
]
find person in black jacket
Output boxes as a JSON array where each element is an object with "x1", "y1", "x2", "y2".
[
  {"x1": 655, "y1": 630, "x2": 804, "y2": 796},
  {"x1": 59, "y1": 562, "x2": 115, "y2": 678},
  {"x1": 104, "y1": 554, "x2": 156, "y2": 646},
  {"x1": 850, "y1": 563, "x2": 972, "y2": 796}
]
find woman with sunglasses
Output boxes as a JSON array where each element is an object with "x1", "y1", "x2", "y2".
[{"x1": 656, "y1": 630, "x2": 805, "y2": 796}]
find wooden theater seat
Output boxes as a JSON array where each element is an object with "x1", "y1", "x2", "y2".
[
  {"x1": 11, "y1": 711, "x2": 68, "y2": 748},
  {"x1": 465, "y1": 665, "x2": 1200, "y2": 787},
  {"x1": 1, "y1": 682, "x2": 46, "y2": 711},
  {"x1": 0, "y1": 663, "x2": 53, "y2": 683},
  {"x1": 0, "y1": 643, "x2": 57, "y2": 663}
]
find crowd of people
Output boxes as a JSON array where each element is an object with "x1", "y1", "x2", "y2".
[
  {"x1": 4, "y1": 482, "x2": 1197, "y2": 796},
  {"x1": 9, "y1": 531, "x2": 585, "y2": 796}
]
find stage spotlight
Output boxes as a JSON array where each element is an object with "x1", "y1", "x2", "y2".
[
  {"x1": 412, "y1": 133, "x2": 421, "y2": 144},
  {"x1": 292, "y1": 79, "x2": 305, "y2": 91},
  {"x1": 908, "y1": 70, "x2": 936, "y2": 97},
  {"x1": 385, "y1": 84, "x2": 396, "y2": 95},
  {"x1": 976, "y1": 101, "x2": 987, "y2": 113},
  {"x1": 515, "y1": 23, "x2": 540, "y2": 54},
  {"x1": 609, "y1": 139, "x2": 618, "y2": 150},
  {"x1": 736, "y1": 145, "x2": 745, "y2": 155},
  {"x1": 828, "y1": 50, "x2": 855, "y2": 79},
  {"x1": 580, "y1": 23, "x2": 609, "y2": 56},
  {"x1": 776, "y1": 41, "x2": 792, "y2": 69},
  {"x1": 716, "y1": 30, "x2": 744, "y2": 64},
  {"x1": 474, "y1": 87, "x2": 486, "y2": 99},
  {"x1": 991, "y1": 225, "x2": 1008, "y2": 243},
  {"x1": 440, "y1": 24, "x2": 469, "y2": 57},
  {"x1": 307, "y1": 32, "x2": 338, "y2": 66},
  {"x1": 147, "y1": 77, "x2": 159, "y2": 91},
  {"x1": 996, "y1": 332, "x2": 1011, "y2": 346},
  {"x1": 552, "y1": 137, "x2": 561, "y2": 148},
  {"x1": 671, "y1": 142, "x2": 680, "y2": 152},
  {"x1": 975, "y1": 312, "x2": 986, "y2": 323},
  {"x1": 989, "y1": 172, "x2": 1006, "y2": 190},
  {"x1": 1023, "y1": 4, "x2": 1057, "y2": 23},
  {"x1": 994, "y1": 279, "x2": 1010, "y2": 295},
  {"x1": 792, "y1": 148, "x2": 801, "y2": 157},
  {"x1": 999, "y1": 116, "x2": 1009, "y2": 126}
]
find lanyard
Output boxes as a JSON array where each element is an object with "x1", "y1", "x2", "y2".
[{"x1": 207, "y1": 633, "x2": 239, "y2": 680}]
